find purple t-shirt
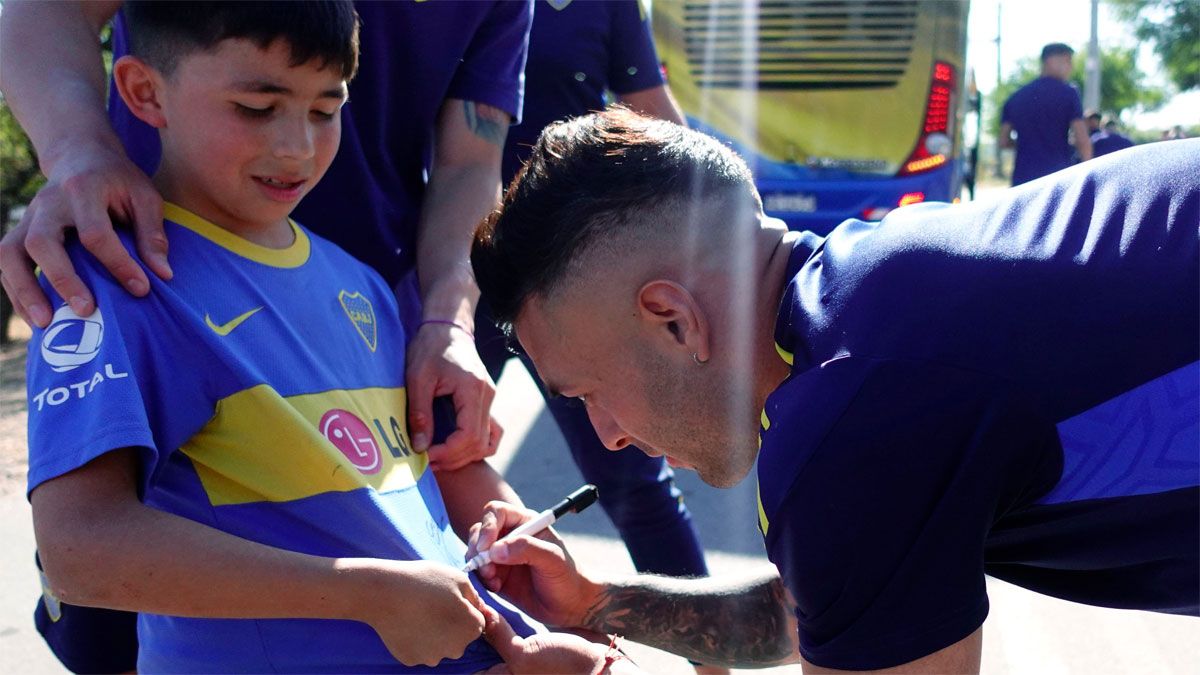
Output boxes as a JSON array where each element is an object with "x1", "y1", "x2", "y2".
[
  {"x1": 110, "y1": 1, "x2": 533, "y2": 285},
  {"x1": 503, "y1": 0, "x2": 664, "y2": 182},
  {"x1": 1001, "y1": 76, "x2": 1083, "y2": 185}
]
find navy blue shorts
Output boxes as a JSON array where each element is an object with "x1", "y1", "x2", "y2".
[{"x1": 34, "y1": 553, "x2": 138, "y2": 674}]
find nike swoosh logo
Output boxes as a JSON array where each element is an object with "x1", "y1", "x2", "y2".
[{"x1": 204, "y1": 307, "x2": 263, "y2": 336}]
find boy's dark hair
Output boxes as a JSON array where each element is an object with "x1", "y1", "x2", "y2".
[
  {"x1": 471, "y1": 107, "x2": 759, "y2": 330},
  {"x1": 124, "y1": 1, "x2": 360, "y2": 80},
  {"x1": 1041, "y1": 43, "x2": 1074, "y2": 61}
]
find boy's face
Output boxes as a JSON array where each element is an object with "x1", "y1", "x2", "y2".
[{"x1": 155, "y1": 38, "x2": 348, "y2": 232}]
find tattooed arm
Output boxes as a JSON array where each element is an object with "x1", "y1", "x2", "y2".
[
  {"x1": 469, "y1": 501, "x2": 799, "y2": 669},
  {"x1": 405, "y1": 99, "x2": 510, "y2": 472},
  {"x1": 581, "y1": 567, "x2": 799, "y2": 668}
]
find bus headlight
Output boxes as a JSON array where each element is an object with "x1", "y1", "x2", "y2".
[{"x1": 924, "y1": 133, "x2": 952, "y2": 156}]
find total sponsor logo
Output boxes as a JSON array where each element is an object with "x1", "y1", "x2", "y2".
[
  {"x1": 31, "y1": 305, "x2": 129, "y2": 412},
  {"x1": 319, "y1": 408, "x2": 413, "y2": 475}
]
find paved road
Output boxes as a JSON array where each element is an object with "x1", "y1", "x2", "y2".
[{"x1": 1, "y1": 346, "x2": 1196, "y2": 673}]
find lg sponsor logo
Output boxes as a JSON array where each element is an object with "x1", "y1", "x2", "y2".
[
  {"x1": 318, "y1": 408, "x2": 413, "y2": 475},
  {"x1": 31, "y1": 305, "x2": 129, "y2": 412}
]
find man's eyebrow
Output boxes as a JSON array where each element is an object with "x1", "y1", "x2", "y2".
[{"x1": 230, "y1": 80, "x2": 346, "y2": 99}]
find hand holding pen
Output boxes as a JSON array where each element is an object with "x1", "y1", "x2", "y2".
[{"x1": 464, "y1": 484, "x2": 599, "y2": 572}]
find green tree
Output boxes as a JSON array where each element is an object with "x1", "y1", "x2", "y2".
[
  {"x1": 1110, "y1": 0, "x2": 1199, "y2": 92},
  {"x1": 0, "y1": 96, "x2": 46, "y2": 343},
  {"x1": 986, "y1": 45, "x2": 1166, "y2": 138}
]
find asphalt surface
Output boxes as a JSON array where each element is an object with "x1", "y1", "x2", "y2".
[{"x1": 1, "y1": 325, "x2": 1197, "y2": 674}]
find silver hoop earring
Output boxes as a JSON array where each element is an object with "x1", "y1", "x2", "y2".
[{"x1": 692, "y1": 352, "x2": 706, "y2": 365}]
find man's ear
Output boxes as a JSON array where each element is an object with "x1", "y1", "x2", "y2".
[
  {"x1": 636, "y1": 280, "x2": 711, "y2": 363},
  {"x1": 112, "y1": 55, "x2": 168, "y2": 129}
]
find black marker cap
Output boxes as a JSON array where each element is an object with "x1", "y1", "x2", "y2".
[{"x1": 551, "y1": 484, "x2": 599, "y2": 519}]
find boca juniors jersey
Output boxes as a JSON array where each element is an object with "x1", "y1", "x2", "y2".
[
  {"x1": 756, "y1": 141, "x2": 1200, "y2": 670},
  {"x1": 26, "y1": 203, "x2": 539, "y2": 673}
]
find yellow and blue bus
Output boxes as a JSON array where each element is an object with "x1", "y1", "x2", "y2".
[{"x1": 652, "y1": 0, "x2": 971, "y2": 233}]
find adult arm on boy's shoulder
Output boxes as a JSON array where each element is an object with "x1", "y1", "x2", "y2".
[{"x1": 0, "y1": 0, "x2": 170, "y2": 328}]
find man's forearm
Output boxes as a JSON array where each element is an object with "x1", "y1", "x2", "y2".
[
  {"x1": 415, "y1": 163, "x2": 498, "y2": 327},
  {"x1": 0, "y1": 1, "x2": 124, "y2": 174},
  {"x1": 581, "y1": 566, "x2": 799, "y2": 668},
  {"x1": 415, "y1": 99, "x2": 509, "y2": 329}
]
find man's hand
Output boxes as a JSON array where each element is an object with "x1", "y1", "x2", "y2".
[
  {"x1": 356, "y1": 559, "x2": 492, "y2": 667},
  {"x1": 406, "y1": 322, "x2": 500, "y2": 470},
  {"x1": 0, "y1": 139, "x2": 170, "y2": 327},
  {"x1": 466, "y1": 500, "x2": 600, "y2": 629}
]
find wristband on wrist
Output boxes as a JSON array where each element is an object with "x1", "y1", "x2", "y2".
[{"x1": 418, "y1": 319, "x2": 473, "y2": 338}]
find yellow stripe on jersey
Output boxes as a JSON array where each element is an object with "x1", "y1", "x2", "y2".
[
  {"x1": 164, "y1": 202, "x2": 310, "y2": 268},
  {"x1": 182, "y1": 385, "x2": 424, "y2": 506},
  {"x1": 760, "y1": 409, "x2": 771, "y2": 431},
  {"x1": 775, "y1": 342, "x2": 794, "y2": 366},
  {"x1": 757, "y1": 483, "x2": 770, "y2": 536}
]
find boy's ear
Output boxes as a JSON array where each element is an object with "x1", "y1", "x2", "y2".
[{"x1": 112, "y1": 55, "x2": 168, "y2": 129}]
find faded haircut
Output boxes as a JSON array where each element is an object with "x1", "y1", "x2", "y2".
[{"x1": 472, "y1": 107, "x2": 760, "y2": 331}]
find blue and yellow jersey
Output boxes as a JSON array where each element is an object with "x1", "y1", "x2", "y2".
[
  {"x1": 755, "y1": 141, "x2": 1199, "y2": 670},
  {"x1": 26, "y1": 203, "x2": 539, "y2": 673}
]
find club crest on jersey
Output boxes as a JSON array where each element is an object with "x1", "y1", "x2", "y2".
[{"x1": 339, "y1": 291, "x2": 377, "y2": 352}]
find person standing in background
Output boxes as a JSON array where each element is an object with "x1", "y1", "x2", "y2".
[
  {"x1": 999, "y1": 43, "x2": 1092, "y2": 185},
  {"x1": 1091, "y1": 118, "x2": 1135, "y2": 157}
]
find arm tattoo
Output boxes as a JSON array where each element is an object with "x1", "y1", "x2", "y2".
[
  {"x1": 581, "y1": 569, "x2": 797, "y2": 668},
  {"x1": 462, "y1": 101, "x2": 509, "y2": 147}
]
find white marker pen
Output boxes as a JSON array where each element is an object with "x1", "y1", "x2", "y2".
[{"x1": 463, "y1": 484, "x2": 599, "y2": 573}]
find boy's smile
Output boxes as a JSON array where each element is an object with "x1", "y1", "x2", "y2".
[{"x1": 122, "y1": 38, "x2": 348, "y2": 246}]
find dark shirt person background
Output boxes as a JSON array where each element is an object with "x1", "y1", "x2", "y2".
[
  {"x1": 1000, "y1": 43, "x2": 1092, "y2": 185},
  {"x1": 1091, "y1": 118, "x2": 1136, "y2": 157}
]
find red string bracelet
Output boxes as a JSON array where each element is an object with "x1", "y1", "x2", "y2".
[
  {"x1": 599, "y1": 634, "x2": 626, "y2": 675},
  {"x1": 418, "y1": 319, "x2": 473, "y2": 338}
]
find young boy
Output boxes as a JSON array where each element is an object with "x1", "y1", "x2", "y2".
[{"x1": 25, "y1": 3, "x2": 593, "y2": 672}]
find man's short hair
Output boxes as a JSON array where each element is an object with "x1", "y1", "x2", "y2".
[
  {"x1": 124, "y1": 0, "x2": 360, "y2": 79},
  {"x1": 1086, "y1": 110, "x2": 1102, "y2": 123},
  {"x1": 471, "y1": 107, "x2": 759, "y2": 330},
  {"x1": 1041, "y1": 43, "x2": 1075, "y2": 61}
]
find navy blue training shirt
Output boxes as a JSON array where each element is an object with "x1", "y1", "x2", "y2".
[
  {"x1": 110, "y1": 1, "x2": 533, "y2": 286},
  {"x1": 503, "y1": 0, "x2": 664, "y2": 183},
  {"x1": 757, "y1": 140, "x2": 1200, "y2": 670},
  {"x1": 1002, "y1": 76, "x2": 1084, "y2": 185},
  {"x1": 1090, "y1": 130, "x2": 1135, "y2": 157}
]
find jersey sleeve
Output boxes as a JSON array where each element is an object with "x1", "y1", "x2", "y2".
[
  {"x1": 25, "y1": 247, "x2": 156, "y2": 496},
  {"x1": 446, "y1": 0, "x2": 534, "y2": 123},
  {"x1": 606, "y1": 0, "x2": 666, "y2": 95},
  {"x1": 762, "y1": 358, "x2": 1061, "y2": 670}
]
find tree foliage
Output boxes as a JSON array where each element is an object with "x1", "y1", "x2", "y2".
[{"x1": 1110, "y1": 0, "x2": 1199, "y2": 92}]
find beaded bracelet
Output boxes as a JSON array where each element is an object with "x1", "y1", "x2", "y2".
[{"x1": 418, "y1": 319, "x2": 473, "y2": 338}]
